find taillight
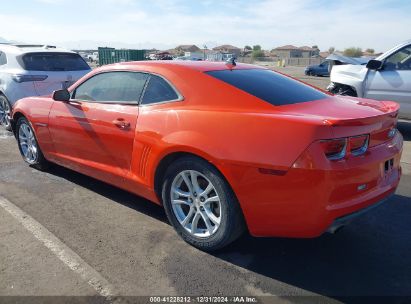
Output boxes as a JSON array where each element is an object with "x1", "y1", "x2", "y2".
[
  {"x1": 320, "y1": 134, "x2": 369, "y2": 160},
  {"x1": 12, "y1": 74, "x2": 48, "y2": 83},
  {"x1": 350, "y1": 135, "x2": 369, "y2": 156},
  {"x1": 320, "y1": 138, "x2": 347, "y2": 160}
]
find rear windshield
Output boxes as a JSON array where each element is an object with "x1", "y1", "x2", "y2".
[
  {"x1": 19, "y1": 52, "x2": 90, "y2": 71},
  {"x1": 206, "y1": 69, "x2": 328, "y2": 106}
]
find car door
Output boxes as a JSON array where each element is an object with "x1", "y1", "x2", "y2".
[
  {"x1": 364, "y1": 45, "x2": 411, "y2": 119},
  {"x1": 320, "y1": 61, "x2": 329, "y2": 76},
  {"x1": 48, "y1": 71, "x2": 149, "y2": 187}
]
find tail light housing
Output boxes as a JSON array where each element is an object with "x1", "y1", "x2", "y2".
[
  {"x1": 12, "y1": 74, "x2": 48, "y2": 83},
  {"x1": 350, "y1": 135, "x2": 369, "y2": 156},
  {"x1": 320, "y1": 138, "x2": 347, "y2": 160},
  {"x1": 321, "y1": 134, "x2": 369, "y2": 160}
]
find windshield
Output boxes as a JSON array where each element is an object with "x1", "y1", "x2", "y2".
[
  {"x1": 19, "y1": 52, "x2": 90, "y2": 71},
  {"x1": 206, "y1": 69, "x2": 328, "y2": 106}
]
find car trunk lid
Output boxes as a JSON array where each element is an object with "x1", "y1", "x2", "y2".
[{"x1": 278, "y1": 96, "x2": 399, "y2": 147}]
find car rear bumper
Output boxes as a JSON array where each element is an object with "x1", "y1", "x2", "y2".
[
  {"x1": 326, "y1": 192, "x2": 394, "y2": 233},
  {"x1": 224, "y1": 132, "x2": 403, "y2": 238}
]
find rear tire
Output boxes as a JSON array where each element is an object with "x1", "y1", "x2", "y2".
[
  {"x1": 0, "y1": 95, "x2": 12, "y2": 131},
  {"x1": 162, "y1": 156, "x2": 245, "y2": 251},
  {"x1": 16, "y1": 117, "x2": 49, "y2": 171}
]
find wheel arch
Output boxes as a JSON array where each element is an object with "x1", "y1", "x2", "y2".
[
  {"x1": 153, "y1": 150, "x2": 239, "y2": 209},
  {"x1": 11, "y1": 111, "x2": 26, "y2": 136},
  {"x1": 154, "y1": 151, "x2": 219, "y2": 202},
  {"x1": 153, "y1": 150, "x2": 249, "y2": 235}
]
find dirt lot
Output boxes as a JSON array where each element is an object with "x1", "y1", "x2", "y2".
[
  {"x1": 267, "y1": 65, "x2": 331, "y2": 90},
  {"x1": 1, "y1": 70, "x2": 410, "y2": 303}
]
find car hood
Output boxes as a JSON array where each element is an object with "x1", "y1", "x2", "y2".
[{"x1": 330, "y1": 64, "x2": 369, "y2": 83}]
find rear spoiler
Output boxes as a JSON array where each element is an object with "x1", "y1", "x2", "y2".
[{"x1": 326, "y1": 101, "x2": 399, "y2": 126}]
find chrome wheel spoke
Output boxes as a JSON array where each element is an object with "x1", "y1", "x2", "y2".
[
  {"x1": 190, "y1": 212, "x2": 201, "y2": 234},
  {"x1": 204, "y1": 206, "x2": 220, "y2": 226},
  {"x1": 190, "y1": 171, "x2": 201, "y2": 193},
  {"x1": 23, "y1": 147, "x2": 29, "y2": 157},
  {"x1": 199, "y1": 211, "x2": 214, "y2": 235},
  {"x1": 181, "y1": 207, "x2": 195, "y2": 227},
  {"x1": 27, "y1": 146, "x2": 32, "y2": 161},
  {"x1": 181, "y1": 171, "x2": 194, "y2": 194},
  {"x1": 199, "y1": 183, "x2": 213, "y2": 196},
  {"x1": 173, "y1": 188, "x2": 191, "y2": 198},
  {"x1": 172, "y1": 199, "x2": 191, "y2": 206},
  {"x1": 203, "y1": 195, "x2": 219, "y2": 205}
]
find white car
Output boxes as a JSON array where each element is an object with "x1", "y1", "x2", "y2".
[
  {"x1": 0, "y1": 44, "x2": 91, "y2": 130},
  {"x1": 328, "y1": 39, "x2": 411, "y2": 120}
]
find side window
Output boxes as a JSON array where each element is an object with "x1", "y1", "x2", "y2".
[
  {"x1": 73, "y1": 72, "x2": 149, "y2": 103},
  {"x1": 0, "y1": 52, "x2": 7, "y2": 65},
  {"x1": 384, "y1": 45, "x2": 411, "y2": 71},
  {"x1": 141, "y1": 75, "x2": 179, "y2": 105}
]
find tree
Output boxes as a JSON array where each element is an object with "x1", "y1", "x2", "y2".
[
  {"x1": 343, "y1": 47, "x2": 363, "y2": 57},
  {"x1": 328, "y1": 46, "x2": 335, "y2": 53},
  {"x1": 252, "y1": 49, "x2": 265, "y2": 58},
  {"x1": 365, "y1": 48, "x2": 375, "y2": 54},
  {"x1": 244, "y1": 45, "x2": 252, "y2": 50},
  {"x1": 312, "y1": 45, "x2": 319, "y2": 49},
  {"x1": 252, "y1": 45, "x2": 262, "y2": 51}
]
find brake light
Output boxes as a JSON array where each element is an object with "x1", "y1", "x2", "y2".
[
  {"x1": 320, "y1": 138, "x2": 347, "y2": 160},
  {"x1": 12, "y1": 74, "x2": 48, "y2": 83},
  {"x1": 350, "y1": 135, "x2": 369, "y2": 156}
]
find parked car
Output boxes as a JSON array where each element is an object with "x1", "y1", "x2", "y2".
[
  {"x1": 11, "y1": 61, "x2": 402, "y2": 251},
  {"x1": 304, "y1": 61, "x2": 330, "y2": 76},
  {"x1": 327, "y1": 39, "x2": 411, "y2": 120},
  {"x1": 0, "y1": 44, "x2": 91, "y2": 130}
]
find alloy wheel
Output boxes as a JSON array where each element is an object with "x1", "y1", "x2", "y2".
[
  {"x1": 170, "y1": 170, "x2": 222, "y2": 238},
  {"x1": 18, "y1": 122, "x2": 38, "y2": 164},
  {"x1": 0, "y1": 98, "x2": 11, "y2": 129}
]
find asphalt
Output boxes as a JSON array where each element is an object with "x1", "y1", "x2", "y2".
[{"x1": 0, "y1": 75, "x2": 410, "y2": 303}]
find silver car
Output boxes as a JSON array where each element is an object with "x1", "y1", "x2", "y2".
[
  {"x1": 0, "y1": 44, "x2": 91, "y2": 130},
  {"x1": 328, "y1": 39, "x2": 411, "y2": 120}
]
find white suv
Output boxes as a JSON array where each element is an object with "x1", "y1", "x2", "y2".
[{"x1": 0, "y1": 44, "x2": 91, "y2": 130}]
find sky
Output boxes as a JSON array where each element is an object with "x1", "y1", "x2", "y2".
[{"x1": 1, "y1": 0, "x2": 410, "y2": 52}]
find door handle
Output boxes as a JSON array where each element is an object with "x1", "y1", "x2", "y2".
[{"x1": 112, "y1": 118, "x2": 130, "y2": 129}]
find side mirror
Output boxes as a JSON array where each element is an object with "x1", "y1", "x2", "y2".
[
  {"x1": 52, "y1": 89, "x2": 70, "y2": 102},
  {"x1": 366, "y1": 59, "x2": 383, "y2": 70}
]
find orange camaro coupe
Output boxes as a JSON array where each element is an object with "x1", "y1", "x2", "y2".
[{"x1": 11, "y1": 61, "x2": 403, "y2": 250}]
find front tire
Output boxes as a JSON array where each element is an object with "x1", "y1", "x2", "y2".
[
  {"x1": 0, "y1": 95, "x2": 12, "y2": 131},
  {"x1": 16, "y1": 117, "x2": 49, "y2": 171},
  {"x1": 162, "y1": 156, "x2": 245, "y2": 251}
]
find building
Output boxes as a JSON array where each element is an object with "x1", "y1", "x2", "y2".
[
  {"x1": 271, "y1": 45, "x2": 320, "y2": 58},
  {"x1": 299, "y1": 46, "x2": 320, "y2": 58},
  {"x1": 174, "y1": 45, "x2": 201, "y2": 55},
  {"x1": 271, "y1": 45, "x2": 301, "y2": 58},
  {"x1": 212, "y1": 45, "x2": 241, "y2": 57}
]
